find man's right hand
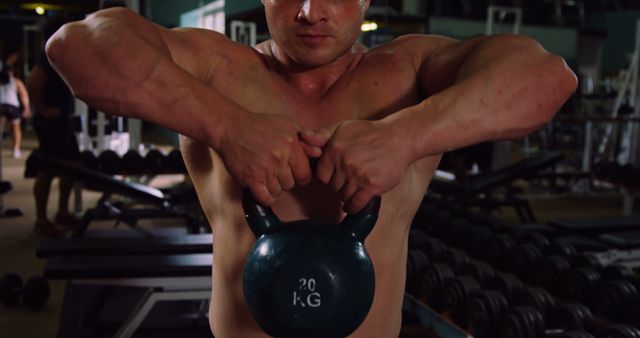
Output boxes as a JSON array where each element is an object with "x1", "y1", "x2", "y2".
[{"x1": 218, "y1": 113, "x2": 321, "y2": 206}]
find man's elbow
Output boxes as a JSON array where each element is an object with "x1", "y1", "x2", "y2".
[
  {"x1": 535, "y1": 55, "x2": 578, "y2": 125},
  {"x1": 44, "y1": 21, "x2": 81, "y2": 72},
  {"x1": 550, "y1": 54, "x2": 578, "y2": 99}
]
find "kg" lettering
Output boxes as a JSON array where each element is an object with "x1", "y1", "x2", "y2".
[{"x1": 293, "y1": 291, "x2": 322, "y2": 308}]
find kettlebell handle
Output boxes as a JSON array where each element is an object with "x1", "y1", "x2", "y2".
[{"x1": 242, "y1": 160, "x2": 381, "y2": 240}]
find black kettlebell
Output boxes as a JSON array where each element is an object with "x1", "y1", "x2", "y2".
[{"x1": 242, "y1": 189, "x2": 380, "y2": 338}]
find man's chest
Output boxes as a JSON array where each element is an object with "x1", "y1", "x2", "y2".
[{"x1": 206, "y1": 54, "x2": 423, "y2": 128}]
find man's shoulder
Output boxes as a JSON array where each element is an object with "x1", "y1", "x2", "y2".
[{"x1": 365, "y1": 34, "x2": 457, "y2": 62}]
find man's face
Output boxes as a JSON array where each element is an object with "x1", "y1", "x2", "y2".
[{"x1": 263, "y1": 0, "x2": 369, "y2": 67}]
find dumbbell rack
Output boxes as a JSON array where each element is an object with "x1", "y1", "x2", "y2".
[
  {"x1": 403, "y1": 293, "x2": 472, "y2": 338},
  {"x1": 0, "y1": 120, "x2": 23, "y2": 217},
  {"x1": 407, "y1": 199, "x2": 640, "y2": 338}
]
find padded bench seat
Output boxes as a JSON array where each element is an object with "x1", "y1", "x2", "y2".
[
  {"x1": 37, "y1": 234, "x2": 213, "y2": 258},
  {"x1": 549, "y1": 215, "x2": 640, "y2": 235},
  {"x1": 44, "y1": 253, "x2": 212, "y2": 280}
]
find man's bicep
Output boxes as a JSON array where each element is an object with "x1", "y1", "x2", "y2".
[
  {"x1": 159, "y1": 27, "x2": 241, "y2": 82},
  {"x1": 417, "y1": 35, "x2": 487, "y2": 96}
]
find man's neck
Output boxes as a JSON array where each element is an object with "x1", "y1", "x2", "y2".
[{"x1": 269, "y1": 42, "x2": 364, "y2": 98}]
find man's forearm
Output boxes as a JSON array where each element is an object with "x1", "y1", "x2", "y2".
[
  {"x1": 45, "y1": 8, "x2": 246, "y2": 150},
  {"x1": 391, "y1": 35, "x2": 578, "y2": 162}
]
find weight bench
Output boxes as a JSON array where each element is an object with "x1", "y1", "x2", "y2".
[
  {"x1": 44, "y1": 252, "x2": 212, "y2": 338},
  {"x1": 37, "y1": 233, "x2": 213, "y2": 258},
  {"x1": 39, "y1": 156, "x2": 203, "y2": 237},
  {"x1": 430, "y1": 151, "x2": 564, "y2": 222},
  {"x1": 549, "y1": 215, "x2": 640, "y2": 237}
]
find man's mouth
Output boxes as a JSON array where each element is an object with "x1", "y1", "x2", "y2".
[{"x1": 298, "y1": 34, "x2": 331, "y2": 45}]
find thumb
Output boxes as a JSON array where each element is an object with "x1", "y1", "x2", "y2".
[{"x1": 299, "y1": 128, "x2": 332, "y2": 148}]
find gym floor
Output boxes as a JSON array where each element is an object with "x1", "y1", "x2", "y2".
[{"x1": 0, "y1": 130, "x2": 629, "y2": 338}]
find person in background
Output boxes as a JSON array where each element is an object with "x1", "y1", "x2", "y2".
[
  {"x1": 27, "y1": 17, "x2": 79, "y2": 237},
  {"x1": 0, "y1": 53, "x2": 31, "y2": 159}
]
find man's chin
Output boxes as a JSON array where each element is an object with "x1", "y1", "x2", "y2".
[{"x1": 291, "y1": 53, "x2": 339, "y2": 68}]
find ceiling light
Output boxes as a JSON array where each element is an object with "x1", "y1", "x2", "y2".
[
  {"x1": 361, "y1": 21, "x2": 378, "y2": 32},
  {"x1": 35, "y1": 6, "x2": 45, "y2": 15}
]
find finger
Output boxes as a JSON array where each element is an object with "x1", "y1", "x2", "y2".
[
  {"x1": 345, "y1": 190, "x2": 374, "y2": 214},
  {"x1": 329, "y1": 169, "x2": 346, "y2": 193},
  {"x1": 249, "y1": 183, "x2": 274, "y2": 206},
  {"x1": 301, "y1": 143, "x2": 322, "y2": 158},
  {"x1": 277, "y1": 166, "x2": 295, "y2": 191},
  {"x1": 339, "y1": 179, "x2": 358, "y2": 203},
  {"x1": 266, "y1": 175, "x2": 282, "y2": 198},
  {"x1": 299, "y1": 128, "x2": 332, "y2": 148},
  {"x1": 316, "y1": 153, "x2": 335, "y2": 185},
  {"x1": 289, "y1": 146, "x2": 313, "y2": 186}
]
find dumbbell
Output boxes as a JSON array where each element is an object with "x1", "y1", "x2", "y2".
[
  {"x1": 408, "y1": 228, "x2": 430, "y2": 250},
  {"x1": 499, "y1": 305, "x2": 545, "y2": 338},
  {"x1": 417, "y1": 209, "x2": 455, "y2": 236},
  {"x1": 459, "y1": 260, "x2": 496, "y2": 288},
  {"x1": 551, "y1": 302, "x2": 640, "y2": 338},
  {"x1": 548, "y1": 303, "x2": 594, "y2": 334},
  {"x1": 406, "y1": 249, "x2": 430, "y2": 297},
  {"x1": 421, "y1": 237, "x2": 447, "y2": 262},
  {"x1": 121, "y1": 150, "x2": 147, "y2": 175},
  {"x1": 98, "y1": 150, "x2": 122, "y2": 175},
  {"x1": 521, "y1": 232, "x2": 552, "y2": 249},
  {"x1": 505, "y1": 242, "x2": 543, "y2": 282},
  {"x1": 564, "y1": 264, "x2": 638, "y2": 319},
  {"x1": 512, "y1": 287, "x2": 556, "y2": 325},
  {"x1": 544, "y1": 241, "x2": 577, "y2": 260},
  {"x1": 145, "y1": 148, "x2": 169, "y2": 174},
  {"x1": 438, "y1": 218, "x2": 474, "y2": 248},
  {"x1": 411, "y1": 203, "x2": 440, "y2": 231},
  {"x1": 591, "y1": 265, "x2": 637, "y2": 314},
  {"x1": 167, "y1": 148, "x2": 186, "y2": 173},
  {"x1": 598, "y1": 324, "x2": 640, "y2": 338},
  {"x1": 0, "y1": 274, "x2": 50, "y2": 310},
  {"x1": 79, "y1": 150, "x2": 99, "y2": 171},
  {"x1": 468, "y1": 290, "x2": 509, "y2": 338},
  {"x1": 439, "y1": 247, "x2": 471, "y2": 273},
  {"x1": 484, "y1": 234, "x2": 518, "y2": 270},
  {"x1": 548, "y1": 331, "x2": 595, "y2": 338},
  {"x1": 420, "y1": 263, "x2": 455, "y2": 312},
  {"x1": 22, "y1": 276, "x2": 50, "y2": 311},
  {"x1": 627, "y1": 300, "x2": 640, "y2": 329},
  {"x1": 530, "y1": 254, "x2": 572, "y2": 296},
  {"x1": 503, "y1": 232, "x2": 558, "y2": 282},
  {"x1": 562, "y1": 266, "x2": 603, "y2": 305},
  {"x1": 0, "y1": 181, "x2": 12, "y2": 195},
  {"x1": 465, "y1": 211, "x2": 505, "y2": 234},
  {"x1": 459, "y1": 225, "x2": 495, "y2": 260},
  {"x1": 487, "y1": 273, "x2": 524, "y2": 303},
  {"x1": 442, "y1": 275, "x2": 483, "y2": 326},
  {"x1": 594, "y1": 279, "x2": 639, "y2": 323}
]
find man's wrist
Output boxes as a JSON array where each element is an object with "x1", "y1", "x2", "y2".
[
  {"x1": 384, "y1": 103, "x2": 428, "y2": 164},
  {"x1": 204, "y1": 102, "x2": 249, "y2": 152}
]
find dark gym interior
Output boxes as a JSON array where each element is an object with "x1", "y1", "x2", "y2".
[{"x1": 1, "y1": 1, "x2": 640, "y2": 338}]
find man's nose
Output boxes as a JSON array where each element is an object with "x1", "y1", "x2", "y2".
[{"x1": 297, "y1": 0, "x2": 327, "y2": 24}]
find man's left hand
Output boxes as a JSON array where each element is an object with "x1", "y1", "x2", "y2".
[{"x1": 300, "y1": 120, "x2": 414, "y2": 214}]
